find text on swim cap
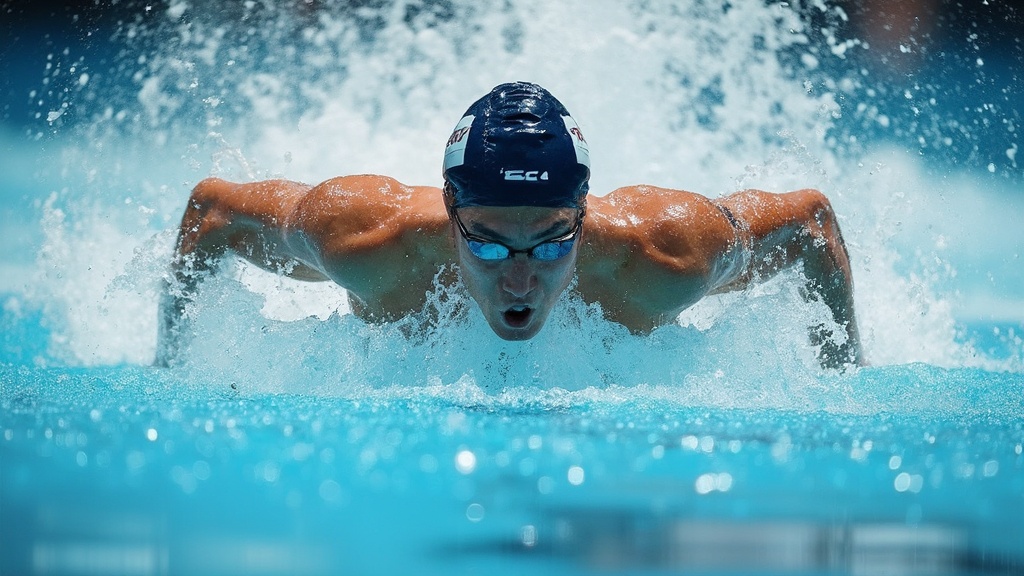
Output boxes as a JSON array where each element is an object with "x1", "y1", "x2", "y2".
[
  {"x1": 443, "y1": 115, "x2": 475, "y2": 171},
  {"x1": 503, "y1": 170, "x2": 550, "y2": 181},
  {"x1": 447, "y1": 126, "x2": 470, "y2": 147}
]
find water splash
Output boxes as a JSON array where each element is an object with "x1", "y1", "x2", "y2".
[{"x1": 20, "y1": 0, "x2": 1024, "y2": 406}]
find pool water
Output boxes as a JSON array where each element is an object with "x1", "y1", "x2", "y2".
[
  {"x1": 3, "y1": 349, "x2": 1024, "y2": 575},
  {"x1": 2, "y1": 0, "x2": 1022, "y2": 574}
]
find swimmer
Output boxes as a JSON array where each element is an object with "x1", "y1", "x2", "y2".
[{"x1": 157, "y1": 81, "x2": 863, "y2": 369}]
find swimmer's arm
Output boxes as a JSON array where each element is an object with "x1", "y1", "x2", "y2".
[
  {"x1": 156, "y1": 177, "x2": 330, "y2": 366},
  {"x1": 709, "y1": 189, "x2": 864, "y2": 369},
  {"x1": 156, "y1": 175, "x2": 438, "y2": 365}
]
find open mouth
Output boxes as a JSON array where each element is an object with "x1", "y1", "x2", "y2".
[{"x1": 503, "y1": 305, "x2": 533, "y2": 328}]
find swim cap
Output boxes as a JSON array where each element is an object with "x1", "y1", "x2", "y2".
[{"x1": 442, "y1": 82, "x2": 591, "y2": 209}]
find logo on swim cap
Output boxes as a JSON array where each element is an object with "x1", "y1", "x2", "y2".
[
  {"x1": 442, "y1": 82, "x2": 590, "y2": 209},
  {"x1": 443, "y1": 115, "x2": 474, "y2": 171},
  {"x1": 562, "y1": 115, "x2": 590, "y2": 168}
]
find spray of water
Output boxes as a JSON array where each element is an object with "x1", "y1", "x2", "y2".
[{"x1": 21, "y1": 0, "x2": 1023, "y2": 413}]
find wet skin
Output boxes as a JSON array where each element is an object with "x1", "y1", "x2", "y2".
[{"x1": 158, "y1": 175, "x2": 863, "y2": 369}]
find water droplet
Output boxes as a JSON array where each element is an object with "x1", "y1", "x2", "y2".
[
  {"x1": 699, "y1": 436, "x2": 715, "y2": 453},
  {"x1": 567, "y1": 466, "x2": 585, "y2": 486},
  {"x1": 455, "y1": 449, "x2": 476, "y2": 474},
  {"x1": 521, "y1": 525, "x2": 538, "y2": 547},
  {"x1": 695, "y1": 473, "x2": 715, "y2": 495},
  {"x1": 680, "y1": 435, "x2": 699, "y2": 450}
]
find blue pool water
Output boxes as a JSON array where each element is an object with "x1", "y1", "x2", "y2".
[{"x1": 2, "y1": 1, "x2": 1023, "y2": 574}]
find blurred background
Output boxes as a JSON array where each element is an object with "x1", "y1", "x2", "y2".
[{"x1": 3, "y1": 0, "x2": 1021, "y2": 177}]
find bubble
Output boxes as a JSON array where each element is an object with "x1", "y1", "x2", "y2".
[
  {"x1": 982, "y1": 460, "x2": 999, "y2": 477},
  {"x1": 465, "y1": 503, "x2": 485, "y2": 522},
  {"x1": 537, "y1": 476, "x2": 554, "y2": 495},
  {"x1": 193, "y1": 460, "x2": 211, "y2": 481},
  {"x1": 419, "y1": 454, "x2": 439, "y2": 473},
  {"x1": 318, "y1": 479, "x2": 343, "y2": 503}
]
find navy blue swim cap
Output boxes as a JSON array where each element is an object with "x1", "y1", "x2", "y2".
[{"x1": 442, "y1": 82, "x2": 591, "y2": 210}]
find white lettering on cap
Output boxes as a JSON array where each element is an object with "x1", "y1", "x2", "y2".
[
  {"x1": 503, "y1": 170, "x2": 549, "y2": 181},
  {"x1": 443, "y1": 115, "x2": 474, "y2": 171},
  {"x1": 562, "y1": 115, "x2": 590, "y2": 168}
]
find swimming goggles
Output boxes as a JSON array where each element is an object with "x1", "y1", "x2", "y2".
[{"x1": 452, "y1": 209, "x2": 582, "y2": 261}]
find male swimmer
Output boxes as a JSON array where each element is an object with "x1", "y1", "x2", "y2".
[{"x1": 158, "y1": 81, "x2": 863, "y2": 368}]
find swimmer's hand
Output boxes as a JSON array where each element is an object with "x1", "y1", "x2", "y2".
[
  {"x1": 155, "y1": 279, "x2": 189, "y2": 367},
  {"x1": 810, "y1": 320, "x2": 866, "y2": 371},
  {"x1": 154, "y1": 259, "x2": 205, "y2": 367}
]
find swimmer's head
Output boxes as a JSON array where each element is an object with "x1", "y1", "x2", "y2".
[{"x1": 442, "y1": 82, "x2": 591, "y2": 211}]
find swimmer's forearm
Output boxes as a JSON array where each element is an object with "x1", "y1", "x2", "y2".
[
  {"x1": 720, "y1": 189, "x2": 863, "y2": 368},
  {"x1": 798, "y1": 217, "x2": 864, "y2": 368},
  {"x1": 155, "y1": 283, "x2": 186, "y2": 366},
  {"x1": 802, "y1": 250, "x2": 863, "y2": 368},
  {"x1": 155, "y1": 185, "x2": 233, "y2": 366},
  {"x1": 154, "y1": 251, "x2": 211, "y2": 367}
]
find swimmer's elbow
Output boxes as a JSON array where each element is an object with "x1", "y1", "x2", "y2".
[
  {"x1": 176, "y1": 181, "x2": 236, "y2": 260},
  {"x1": 792, "y1": 189, "x2": 839, "y2": 231}
]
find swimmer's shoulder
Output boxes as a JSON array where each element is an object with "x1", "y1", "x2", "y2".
[
  {"x1": 306, "y1": 175, "x2": 436, "y2": 208},
  {"x1": 295, "y1": 175, "x2": 445, "y2": 233},
  {"x1": 586, "y1": 185, "x2": 720, "y2": 238},
  {"x1": 290, "y1": 175, "x2": 451, "y2": 301},
  {"x1": 583, "y1": 184, "x2": 736, "y2": 272}
]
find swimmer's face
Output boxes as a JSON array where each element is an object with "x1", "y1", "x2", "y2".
[{"x1": 452, "y1": 205, "x2": 582, "y2": 341}]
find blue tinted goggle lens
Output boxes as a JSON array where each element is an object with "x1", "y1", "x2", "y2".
[
  {"x1": 466, "y1": 237, "x2": 576, "y2": 261},
  {"x1": 455, "y1": 210, "x2": 581, "y2": 261}
]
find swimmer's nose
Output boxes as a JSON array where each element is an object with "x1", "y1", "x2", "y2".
[{"x1": 501, "y1": 255, "x2": 537, "y2": 298}]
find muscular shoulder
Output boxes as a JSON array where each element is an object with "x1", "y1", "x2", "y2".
[
  {"x1": 298, "y1": 175, "x2": 414, "y2": 224},
  {"x1": 578, "y1": 185, "x2": 742, "y2": 328},
  {"x1": 587, "y1": 185, "x2": 735, "y2": 271},
  {"x1": 290, "y1": 175, "x2": 446, "y2": 251}
]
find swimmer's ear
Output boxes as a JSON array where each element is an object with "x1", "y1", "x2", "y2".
[{"x1": 442, "y1": 181, "x2": 457, "y2": 218}]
